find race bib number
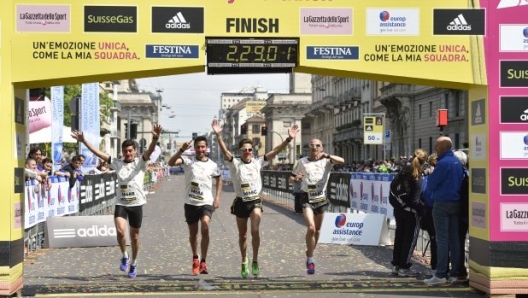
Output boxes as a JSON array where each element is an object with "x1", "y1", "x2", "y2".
[
  {"x1": 120, "y1": 184, "x2": 136, "y2": 202},
  {"x1": 189, "y1": 181, "x2": 204, "y2": 201},
  {"x1": 241, "y1": 183, "x2": 259, "y2": 202},
  {"x1": 307, "y1": 184, "x2": 325, "y2": 203}
]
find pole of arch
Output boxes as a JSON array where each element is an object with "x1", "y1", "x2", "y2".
[
  {"x1": 467, "y1": 2, "x2": 528, "y2": 295},
  {"x1": 0, "y1": 2, "x2": 25, "y2": 295}
]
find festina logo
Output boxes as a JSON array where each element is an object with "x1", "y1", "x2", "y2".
[
  {"x1": 497, "y1": 0, "x2": 528, "y2": 9},
  {"x1": 313, "y1": 47, "x2": 353, "y2": 56},
  {"x1": 226, "y1": 18, "x2": 279, "y2": 33},
  {"x1": 151, "y1": 45, "x2": 193, "y2": 54}
]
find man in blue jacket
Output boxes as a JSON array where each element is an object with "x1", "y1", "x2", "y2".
[{"x1": 423, "y1": 136, "x2": 464, "y2": 286}]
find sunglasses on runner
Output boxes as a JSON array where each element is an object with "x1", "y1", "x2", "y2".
[
  {"x1": 309, "y1": 144, "x2": 322, "y2": 148},
  {"x1": 240, "y1": 148, "x2": 253, "y2": 152}
]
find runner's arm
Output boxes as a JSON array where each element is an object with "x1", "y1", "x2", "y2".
[
  {"x1": 142, "y1": 124, "x2": 162, "y2": 161},
  {"x1": 213, "y1": 175, "x2": 222, "y2": 208}
]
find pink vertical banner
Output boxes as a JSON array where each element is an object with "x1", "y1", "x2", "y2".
[{"x1": 480, "y1": 1, "x2": 528, "y2": 241}]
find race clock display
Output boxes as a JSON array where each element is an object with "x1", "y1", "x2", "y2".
[{"x1": 206, "y1": 37, "x2": 299, "y2": 74}]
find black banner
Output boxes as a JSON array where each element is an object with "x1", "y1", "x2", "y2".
[
  {"x1": 261, "y1": 171, "x2": 352, "y2": 208},
  {"x1": 326, "y1": 173, "x2": 351, "y2": 207},
  {"x1": 79, "y1": 173, "x2": 118, "y2": 212},
  {"x1": 261, "y1": 171, "x2": 292, "y2": 192}
]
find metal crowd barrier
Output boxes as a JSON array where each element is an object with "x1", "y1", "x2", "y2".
[
  {"x1": 260, "y1": 170, "x2": 468, "y2": 270},
  {"x1": 24, "y1": 168, "x2": 171, "y2": 255}
]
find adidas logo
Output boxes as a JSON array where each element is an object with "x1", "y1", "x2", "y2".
[
  {"x1": 497, "y1": 0, "x2": 528, "y2": 9},
  {"x1": 520, "y1": 108, "x2": 528, "y2": 121},
  {"x1": 166, "y1": 12, "x2": 191, "y2": 29},
  {"x1": 447, "y1": 14, "x2": 471, "y2": 31}
]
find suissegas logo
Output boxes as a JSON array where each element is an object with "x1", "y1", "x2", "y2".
[
  {"x1": 78, "y1": 225, "x2": 116, "y2": 237},
  {"x1": 335, "y1": 214, "x2": 347, "y2": 228}
]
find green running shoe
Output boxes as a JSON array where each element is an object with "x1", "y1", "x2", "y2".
[
  {"x1": 241, "y1": 257, "x2": 249, "y2": 279},
  {"x1": 252, "y1": 261, "x2": 260, "y2": 276}
]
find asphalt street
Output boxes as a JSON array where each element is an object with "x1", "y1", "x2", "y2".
[{"x1": 21, "y1": 175, "x2": 484, "y2": 298}]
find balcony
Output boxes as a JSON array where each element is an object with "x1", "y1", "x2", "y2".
[
  {"x1": 309, "y1": 96, "x2": 337, "y2": 113},
  {"x1": 378, "y1": 84, "x2": 413, "y2": 101},
  {"x1": 110, "y1": 100, "x2": 121, "y2": 112},
  {"x1": 334, "y1": 126, "x2": 363, "y2": 142}
]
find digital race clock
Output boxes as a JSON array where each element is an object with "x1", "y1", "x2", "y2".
[{"x1": 206, "y1": 37, "x2": 299, "y2": 74}]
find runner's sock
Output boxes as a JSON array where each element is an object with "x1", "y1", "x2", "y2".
[
  {"x1": 123, "y1": 251, "x2": 128, "y2": 259},
  {"x1": 308, "y1": 257, "x2": 315, "y2": 264},
  {"x1": 201, "y1": 258, "x2": 206, "y2": 262},
  {"x1": 131, "y1": 259, "x2": 137, "y2": 266}
]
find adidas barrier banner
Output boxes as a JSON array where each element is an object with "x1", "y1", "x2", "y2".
[{"x1": 46, "y1": 215, "x2": 120, "y2": 248}]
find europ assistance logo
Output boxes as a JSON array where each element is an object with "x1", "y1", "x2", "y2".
[{"x1": 333, "y1": 213, "x2": 364, "y2": 236}]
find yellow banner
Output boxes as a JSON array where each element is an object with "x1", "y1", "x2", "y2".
[{"x1": 9, "y1": 0, "x2": 483, "y2": 87}]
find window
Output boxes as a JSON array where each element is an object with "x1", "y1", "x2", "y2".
[
  {"x1": 429, "y1": 137, "x2": 433, "y2": 155},
  {"x1": 418, "y1": 138, "x2": 422, "y2": 149},
  {"x1": 252, "y1": 137, "x2": 261, "y2": 146},
  {"x1": 429, "y1": 102, "x2": 433, "y2": 117},
  {"x1": 455, "y1": 133, "x2": 460, "y2": 150},
  {"x1": 252, "y1": 124, "x2": 260, "y2": 133},
  {"x1": 444, "y1": 93, "x2": 449, "y2": 111},
  {"x1": 454, "y1": 91, "x2": 460, "y2": 117},
  {"x1": 419, "y1": 104, "x2": 422, "y2": 119},
  {"x1": 302, "y1": 122, "x2": 311, "y2": 129}
]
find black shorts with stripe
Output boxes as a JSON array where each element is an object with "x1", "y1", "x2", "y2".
[{"x1": 230, "y1": 197, "x2": 263, "y2": 218}]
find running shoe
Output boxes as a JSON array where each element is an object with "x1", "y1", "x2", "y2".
[
  {"x1": 128, "y1": 264, "x2": 137, "y2": 278},
  {"x1": 192, "y1": 257, "x2": 200, "y2": 275},
  {"x1": 391, "y1": 266, "x2": 399, "y2": 276},
  {"x1": 119, "y1": 257, "x2": 129, "y2": 271},
  {"x1": 199, "y1": 261, "x2": 208, "y2": 274},
  {"x1": 398, "y1": 268, "x2": 418, "y2": 277},
  {"x1": 252, "y1": 261, "x2": 260, "y2": 276},
  {"x1": 307, "y1": 261, "x2": 315, "y2": 275},
  {"x1": 241, "y1": 257, "x2": 249, "y2": 279}
]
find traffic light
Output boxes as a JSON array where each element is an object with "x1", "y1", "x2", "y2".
[
  {"x1": 192, "y1": 132, "x2": 198, "y2": 140},
  {"x1": 241, "y1": 124, "x2": 247, "y2": 134},
  {"x1": 261, "y1": 126, "x2": 268, "y2": 136}
]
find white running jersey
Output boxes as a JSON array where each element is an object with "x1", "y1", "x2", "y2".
[
  {"x1": 110, "y1": 157, "x2": 147, "y2": 207},
  {"x1": 229, "y1": 156, "x2": 267, "y2": 201},
  {"x1": 293, "y1": 157, "x2": 334, "y2": 203},
  {"x1": 181, "y1": 156, "x2": 220, "y2": 206}
]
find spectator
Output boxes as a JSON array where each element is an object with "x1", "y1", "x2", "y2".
[
  {"x1": 390, "y1": 148, "x2": 427, "y2": 277},
  {"x1": 424, "y1": 137, "x2": 464, "y2": 286},
  {"x1": 421, "y1": 153, "x2": 438, "y2": 277},
  {"x1": 453, "y1": 150, "x2": 469, "y2": 282}
]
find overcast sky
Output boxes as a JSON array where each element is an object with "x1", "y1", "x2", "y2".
[{"x1": 136, "y1": 73, "x2": 289, "y2": 141}]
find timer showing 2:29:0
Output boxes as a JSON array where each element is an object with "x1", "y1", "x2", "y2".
[{"x1": 206, "y1": 38, "x2": 299, "y2": 67}]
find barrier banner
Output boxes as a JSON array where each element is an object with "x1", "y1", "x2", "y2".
[
  {"x1": 24, "y1": 180, "x2": 38, "y2": 229},
  {"x1": 50, "y1": 86, "x2": 64, "y2": 173},
  {"x1": 319, "y1": 212, "x2": 391, "y2": 246},
  {"x1": 261, "y1": 171, "x2": 292, "y2": 192},
  {"x1": 80, "y1": 83, "x2": 100, "y2": 172},
  {"x1": 46, "y1": 215, "x2": 121, "y2": 248},
  {"x1": 79, "y1": 173, "x2": 117, "y2": 212},
  {"x1": 327, "y1": 173, "x2": 351, "y2": 207}
]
